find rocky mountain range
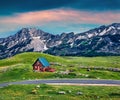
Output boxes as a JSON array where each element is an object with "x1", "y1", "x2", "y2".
[{"x1": 0, "y1": 23, "x2": 120, "y2": 59}]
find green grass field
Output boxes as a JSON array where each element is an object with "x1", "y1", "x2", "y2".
[
  {"x1": 0, "y1": 84, "x2": 120, "y2": 100},
  {"x1": 0, "y1": 52, "x2": 120, "y2": 82},
  {"x1": 0, "y1": 52, "x2": 120, "y2": 68}
]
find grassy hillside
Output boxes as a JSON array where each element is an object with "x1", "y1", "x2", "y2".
[
  {"x1": 0, "y1": 84, "x2": 120, "y2": 100},
  {"x1": 0, "y1": 52, "x2": 120, "y2": 68},
  {"x1": 0, "y1": 52, "x2": 66, "y2": 67},
  {"x1": 0, "y1": 52, "x2": 120, "y2": 82},
  {"x1": 66, "y1": 56, "x2": 120, "y2": 68}
]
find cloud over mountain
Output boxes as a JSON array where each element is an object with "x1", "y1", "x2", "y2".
[{"x1": 0, "y1": 0, "x2": 120, "y2": 38}]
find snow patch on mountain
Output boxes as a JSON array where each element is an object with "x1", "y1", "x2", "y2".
[
  {"x1": 117, "y1": 27, "x2": 120, "y2": 30},
  {"x1": 0, "y1": 23, "x2": 120, "y2": 59},
  {"x1": 99, "y1": 29, "x2": 107, "y2": 36}
]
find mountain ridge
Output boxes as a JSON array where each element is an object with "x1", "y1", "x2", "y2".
[{"x1": 0, "y1": 23, "x2": 120, "y2": 59}]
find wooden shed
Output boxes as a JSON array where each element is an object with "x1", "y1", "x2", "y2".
[{"x1": 32, "y1": 57, "x2": 55, "y2": 72}]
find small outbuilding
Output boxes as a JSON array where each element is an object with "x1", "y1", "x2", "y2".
[{"x1": 32, "y1": 57, "x2": 55, "y2": 72}]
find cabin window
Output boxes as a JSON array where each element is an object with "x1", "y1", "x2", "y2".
[{"x1": 35, "y1": 66, "x2": 38, "y2": 69}]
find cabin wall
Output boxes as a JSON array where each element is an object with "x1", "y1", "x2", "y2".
[
  {"x1": 33, "y1": 61, "x2": 43, "y2": 71},
  {"x1": 33, "y1": 59, "x2": 55, "y2": 72}
]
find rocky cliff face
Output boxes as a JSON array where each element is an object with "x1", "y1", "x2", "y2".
[
  {"x1": 0, "y1": 23, "x2": 120, "y2": 59},
  {"x1": 0, "y1": 28, "x2": 60, "y2": 59},
  {"x1": 45, "y1": 23, "x2": 120, "y2": 56}
]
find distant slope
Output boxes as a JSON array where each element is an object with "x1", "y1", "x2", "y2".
[{"x1": 45, "y1": 23, "x2": 120, "y2": 56}]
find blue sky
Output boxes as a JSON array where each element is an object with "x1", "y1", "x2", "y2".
[{"x1": 0, "y1": 0, "x2": 120, "y2": 37}]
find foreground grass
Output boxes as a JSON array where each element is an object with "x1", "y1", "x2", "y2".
[
  {"x1": 0, "y1": 84, "x2": 120, "y2": 100},
  {"x1": 0, "y1": 52, "x2": 120, "y2": 82}
]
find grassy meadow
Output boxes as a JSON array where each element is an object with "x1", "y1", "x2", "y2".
[
  {"x1": 0, "y1": 84, "x2": 120, "y2": 100},
  {"x1": 0, "y1": 52, "x2": 120, "y2": 82}
]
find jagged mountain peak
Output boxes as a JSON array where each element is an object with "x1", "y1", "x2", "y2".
[
  {"x1": 17, "y1": 27, "x2": 47, "y2": 37},
  {"x1": 110, "y1": 23, "x2": 120, "y2": 26},
  {"x1": 0, "y1": 23, "x2": 120, "y2": 59},
  {"x1": 77, "y1": 23, "x2": 120, "y2": 38},
  {"x1": 60, "y1": 32, "x2": 74, "y2": 38}
]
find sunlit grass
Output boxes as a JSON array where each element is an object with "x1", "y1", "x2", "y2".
[
  {"x1": 0, "y1": 84, "x2": 120, "y2": 100},
  {"x1": 0, "y1": 52, "x2": 120, "y2": 83}
]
